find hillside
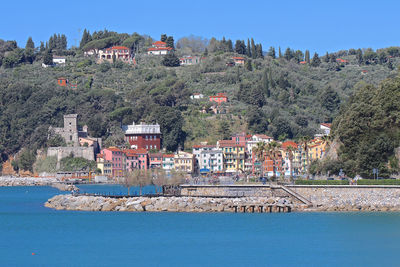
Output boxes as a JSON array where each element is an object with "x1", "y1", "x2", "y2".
[{"x1": 0, "y1": 32, "x2": 399, "y2": 172}]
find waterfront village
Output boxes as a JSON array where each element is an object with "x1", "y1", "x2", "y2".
[{"x1": 46, "y1": 113, "x2": 331, "y2": 180}]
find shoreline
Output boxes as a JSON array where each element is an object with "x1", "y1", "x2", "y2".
[
  {"x1": 0, "y1": 176, "x2": 78, "y2": 191},
  {"x1": 44, "y1": 194, "x2": 400, "y2": 213}
]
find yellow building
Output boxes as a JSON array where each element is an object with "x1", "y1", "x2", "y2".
[
  {"x1": 218, "y1": 140, "x2": 245, "y2": 173},
  {"x1": 308, "y1": 139, "x2": 327, "y2": 161},
  {"x1": 96, "y1": 154, "x2": 112, "y2": 177},
  {"x1": 173, "y1": 151, "x2": 195, "y2": 174}
]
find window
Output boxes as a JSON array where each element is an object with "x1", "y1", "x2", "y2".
[
  {"x1": 70, "y1": 135, "x2": 72, "y2": 141},
  {"x1": 146, "y1": 145, "x2": 148, "y2": 149}
]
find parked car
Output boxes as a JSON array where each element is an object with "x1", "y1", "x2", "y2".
[{"x1": 327, "y1": 177, "x2": 335, "y2": 180}]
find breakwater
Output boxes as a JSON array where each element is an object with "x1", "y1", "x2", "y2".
[
  {"x1": 0, "y1": 176, "x2": 78, "y2": 191},
  {"x1": 45, "y1": 195, "x2": 295, "y2": 212}
]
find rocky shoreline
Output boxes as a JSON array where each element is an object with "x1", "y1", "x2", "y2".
[
  {"x1": 45, "y1": 194, "x2": 296, "y2": 212},
  {"x1": 44, "y1": 194, "x2": 400, "y2": 212},
  {"x1": 0, "y1": 176, "x2": 77, "y2": 191}
]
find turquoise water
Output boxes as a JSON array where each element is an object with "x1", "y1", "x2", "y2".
[{"x1": 1, "y1": 186, "x2": 400, "y2": 267}]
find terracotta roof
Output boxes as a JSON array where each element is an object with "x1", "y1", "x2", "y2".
[
  {"x1": 153, "y1": 41, "x2": 167, "y2": 45},
  {"x1": 218, "y1": 140, "x2": 244, "y2": 147},
  {"x1": 282, "y1": 141, "x2": 298, "y2": 149},
  {"x1": 124, "y1": 148, "x2": 147, "y2": 155},
  {"x1": 254, "y1": 134, "x2": 273, "y2": 139},
  {"x1": 106, "y1": 46, "x2": 129, "y2": 51},
  {"x1": 320, "y1": 123, "x2": 332, "y2": 128},
  {"x1": 105, "y1": 147, "x2": 122, "y2": 152},
  {"x1": 149, "y1": 153, "x2": 163, "y2": 157},
  {"x1": 96, "y1": 153, "x2": 104, "y2": 158},
  {"x1": 163, "y1": 154, "x2": 174, "y2": 158},
  {"x1": 148, "y1": 47, "x2": 173, "y2": 51},
  {"x1": 232, "y1": 57, "x2": 245, "y2": 60},
  {"x1": 299, "y1": 61, "x2": 307, "y2": 64}
]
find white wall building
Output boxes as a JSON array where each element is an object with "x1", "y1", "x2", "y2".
[{"x1": 199, "y1": 149, "x2": 224, "y2": 173}]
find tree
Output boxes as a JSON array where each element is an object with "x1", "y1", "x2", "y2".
[
  {"x1": 299, "y1": 136, "x2": 312, "y2": 174},
  {"x1": 24, "y1": 37, "x2": 35, "y2": 64},
  {"x1": 80, "y1": 29, "x2": 91, "y2": 49},
  {"x1": 161, "y1": 53, "x2": 180, "y2": 67},
  {"x1": 356, "y1": 48, "x2": 363, "y2": 64},
  {"x1": 284, "y1": 145, "x2": 296, "y2": 179},
  {"x1": 122, "y1": 169, "x2": 151, "y2": 196},
  {"x1": 152, "y1": 169, "x2": 167, "y2": 193},
  {"x1": 166, "y1": 36, "x2": 174, "y2": 49},
  {"x1": 18, "y1": 149, "x2": 36, "y2": 172},
  {"x1": 311, "y1": 52, "x2": 321, "y2": 67},
  {"x1": 320, "y1": 86, "x2": 341, "y2": 112},
  {"x1": 235, "y1": 40, "x2": 246, "y2": 55},
  {"x1": 251, "y1": 38, "x2": 256, "y2": 59},
  {"x1": 253, "y1": 141, "x2": 267, "y2": 177},
  {"x1": 305, "y1": 50, "x2": 310, "y2": 64},
  {"x1": 245, "y1": 39, "x2": 250, "y2": 57},
  {"x1": 266, "y1": 141, "x2": 282, "y2": 178},
  {"x1": 43, "y1": 49, "x2": 53, "y2": 65},
  {"x1": 256, "y1": 44, "x2": 263, "y2": 59},
  {"x1": 278, "y1": 47, "x2": 282, "y2": 58},
  {"x1": 217, "y1": 121, "x2": 231, "y2": 140},
  {"x1": 160, "y1": 34, "x2": 167, "y2": 42},
  {"x1": 267, "y1": 47, "x2": 276, "y2": 58}
]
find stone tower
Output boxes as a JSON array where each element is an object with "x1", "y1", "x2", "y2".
[{"x1": 63, "y1": 114, "x2": 79, "y2": 146}]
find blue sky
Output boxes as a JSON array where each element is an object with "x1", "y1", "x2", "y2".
[{"x1": 1, "y1": 0, "x2": 399, "y2": 54}]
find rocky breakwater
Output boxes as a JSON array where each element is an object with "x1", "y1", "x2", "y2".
[
  {"x1": 0, "y1": 176, "x2": 77, "y2": 191},
  {"x1": 45, "y1": 194, "x2": 295, "y2": 212}
]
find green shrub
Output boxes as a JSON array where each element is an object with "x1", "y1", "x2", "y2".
[
  {"x1": 357, "y1": 179, "x2": 400, "y2": 185},
  {"x1": 295, "y1": 179, "x2": 349, "y2": 185}
]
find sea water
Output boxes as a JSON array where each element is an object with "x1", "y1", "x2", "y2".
[{"x1": 1, "y1": 186, "x2": 400, "y2": 267}]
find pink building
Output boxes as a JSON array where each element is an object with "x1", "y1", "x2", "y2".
[
  {"x1": 149, "y1": 153, "x2": 163, "y2": 169},
  {"x1": 123, "y1": 149, "x2": 149, "y2": 170},
  {"x1": 101, "y1": 147, "x2": 126, "y2": 177}
]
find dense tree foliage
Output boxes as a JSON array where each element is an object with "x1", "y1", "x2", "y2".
[{"x1": 332, "y1": 74, "x2": 400, "y2": 177}]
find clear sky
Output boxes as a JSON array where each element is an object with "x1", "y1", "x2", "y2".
[{"x1": 1, "y1": 0, "x2": 399, "y2": 54}]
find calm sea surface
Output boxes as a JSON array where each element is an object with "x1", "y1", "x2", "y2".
[{"x1": 1, "y1": 185, "x2": 400, "y2": 267}]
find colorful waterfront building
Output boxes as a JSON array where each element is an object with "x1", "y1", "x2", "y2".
[
  {"x1": 217, "y1": 140, "x2": 245, "y2": 173},
  {"x1": 123, "y1": 121, "x2": 162, "y2": 150},
  {"x1": 96, "y1": 153, "x2": 112, "y2": 177},
  {"x1": 174, "y1": 151, "x2": 195, "y2": 174},
  {"x1": 101, "y1": 147, "x2": 126, "y2": 178},
  {"x1": 162, "y1": 154, "x2": 175, "y2": 171},
  {"x1": 149, "y1": 153, "x2": 163, "y2": 169},
  {"x1": 199, "y1": 149, "x2": 224, "y2": 173}
]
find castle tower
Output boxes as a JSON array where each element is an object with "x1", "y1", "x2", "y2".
[{"x1": 63, "y1": 114, "x2": 79, "y2": 146}]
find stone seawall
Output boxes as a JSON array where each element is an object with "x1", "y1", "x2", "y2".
[
  {"x1": 45, "y1": 195, "x2": 294, "y2": 212},
  {"x1": 180, "y1": 184, "x2": 400, "y2": 211},
  {"x1": 0, "y1": 176, "x2": 77, "y2": 191},
  {"x1": 288, "y1": 185, "x2": 400, "y2": 211}
]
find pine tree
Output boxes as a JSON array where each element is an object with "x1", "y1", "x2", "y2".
[
  {"x1": 305, "y1": 50, "x2": 310, "y2": 63},
  {"x1": 267, "y1": 47, "x2": 276, "y2": 58},
  {"x1": 330, "y1": 53, "x2": 336, "y2": 63},
  {"x1": 43, "y1": 49, "x2": 53, "y2": 65},
  {"x1": 278, "y1": 47, "x2": 282, "y2": 58},
  {"x1": 324, "y1": 52, "x2": 329, "y2": 63},
  {"x1": 161, "y1": 34, "x2": 167, "y2": 42},
  {"x1": 24, "y1": 37, "x2": 35, "y2": 64},
  {"x1": 251, "y1": 38, "x2": 256, "y2": 59},
  {"x1": 226, "y1": 39, "x2": 233, "y2": 52},
  {"x1": 311, "y1": 52, "x2": 321, "y2": 67},
  {"x1": 245, "y1": 59, "x2": 253, "y2": 71},
  {"x1": 284, "y1": 47, "x2": 292, "y2": 61},
  {"x1": 246, "y1": 38, "x2": 251, "y2": 57}
]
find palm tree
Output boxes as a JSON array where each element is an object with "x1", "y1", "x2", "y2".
[
  {"x1": 253, "y1": 142, "x2": 266, "y2": 177},
  {"x1": 284, "y1": 145, "x2": 296, "y2": 180},
  {"x1": 266, "y1": 141, "x2": 282, "y2": 178},
  {"x1": 299, "y1": 136, "x2": 312, "y2": 174}
]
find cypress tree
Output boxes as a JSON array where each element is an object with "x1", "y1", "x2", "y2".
[
  {"x1": 80, "y1": 29, "x2": 91, "y2": 49},
  {"x1": 256, "y1": 44, "x2": 263, "y2": 59},
  {"x1": 226, "y1": 39, "x2": 233, "y2": 52},
  {"x1": 268, "y1": 47, "x2": 276, "y2": 58},
  {"x1": 251, "y1": 38, "x2": 256, "y2": 59},
  {"x1": 166, "y1": 36, "x2": 174, "y2": 49},
  {"x1": 356, "y1": 49, "x2": 363, "y2": 64},
  {"x1": 278, "y1": 47, "x2": 282, "y2": 58},
  {"x1": 284, "y1": 48, "x2": 292, "y2": 61},
  {"x1": 305, "y1": 50, "x2": 310, "y2": 63},
  {"x1": 61, "y1": 34, "x2": 67, "y2": 50},
  {"x1": 246, "y1": 38, "x2": 251, "y2": 57},
  {"x1": 39, "y1": 41, "x2": 45, "y2": 53},
  {"x1": 161, "y1": 34, "x2": 167, "y2": 42},
  {"x1": 24, "y1": 37, "x2": 35, "y2": 64}
]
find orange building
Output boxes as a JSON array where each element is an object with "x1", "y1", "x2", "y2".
[
  {"x1": 57, "y1": 78, "x2": 68, "y2": 86},
  {"x1": 209, "y1": 93, "x2": 227, "y2": 104}
]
